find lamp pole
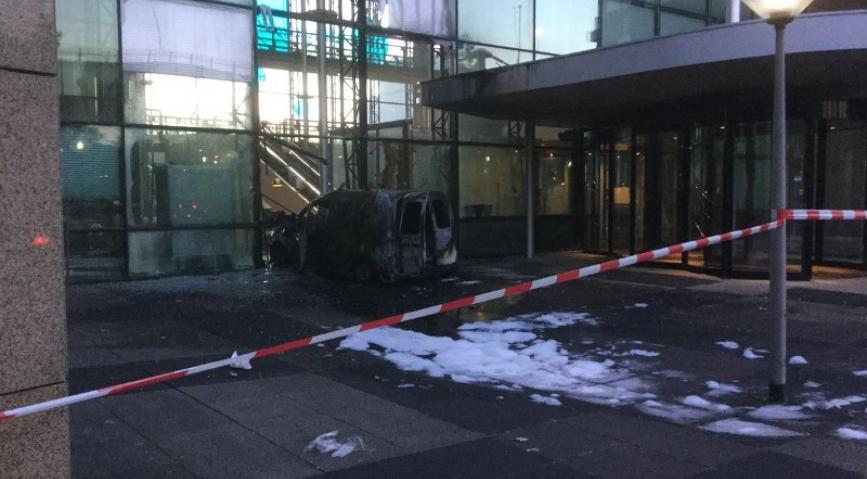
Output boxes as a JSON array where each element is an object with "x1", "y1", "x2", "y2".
[{"x1": 768, "y1": 18, "x2": 790, "y2": 403}]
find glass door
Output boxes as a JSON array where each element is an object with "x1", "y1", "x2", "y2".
[
  {"x1": 582, "y1": 134, "x2": 609, "y2": 252},
  {"x1": 687, "y1": 125, "x2": 725, "y2": 269},
  {"x1": 611, "y1": 129, "x2": 632, "y2": 255},
  {"x1": 818, "y1": 120, "x2": 866, "y2": 265}
]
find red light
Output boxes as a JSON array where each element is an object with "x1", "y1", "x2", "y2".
[{"x1": 33, "y1": 235, "x2": 49, "y2": 246}]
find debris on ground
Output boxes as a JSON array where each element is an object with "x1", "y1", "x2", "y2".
[{"x1": 304, "y1": 431, "x2": 365, "y2": 458}]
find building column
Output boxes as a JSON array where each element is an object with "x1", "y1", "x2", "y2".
[
  {"x1": 727, "y1": 0, "x2": 741, "y2": 23},
  {"x1": 0, "y1": 0, "x2": 71, "y2": 477},
  {"x1": 526, "y1": 122, "x2": 536, "y2": 259}
]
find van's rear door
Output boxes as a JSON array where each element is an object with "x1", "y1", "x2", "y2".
[
  {"x1": 428, "y1": 192, "x2": 457, "y2": 266},
  {"x1": 397, "y1": 195, "x2": 427, "y2": 275}
]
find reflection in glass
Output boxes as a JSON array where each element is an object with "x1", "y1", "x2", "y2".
[
  {"x1": 459, "y1": 146, "x2": 526, "y2": 217},
  {"x1": 128, "y1": 229, "x2": 255, "y2": 277},
  {"x1": 372, "y1": 0, "x2": 456, "y2": 37},
  {"x1": 821, "y1": 121, "x2": 866, "y2": 264},
  {"x1": 537, "y1": 150, "x2": 573, "y2": 216},
  {"x1": 535, "y1": 0, "x2": 598, "y2": 54},
  {"x1": 125, "y1": 129, "x2": 255, "y2": 227},
  {"x1": 458, "y1": 0, "x2": 532, "y2": 50},
  {"x1": 368, "y1": 142, "x2": 452, "y2": 195},
  {"x1": 732, "y1": 121, "x2": 805, "y2": 271},
  {"x1": 583, "y1": 134, "x2": 609, "y2": 252},
  {"x1": 456, "y1": 43, "x2": 527, "y2": 73},
  {"x1": 66, "y1": 231, "x2": 125, "y2": 281},
  {"x1": 122, "y1": 0, "x2": 253, "y2": 83},
  {"x1": 601, "y1": 1, "x2": 655, "y2": 47},
  {"x1": 459, "y1": 114, "x2": 522, "y2": 144},
  {"x1": 57, "y1": 0, "x2": 119, "y2": 122},
  {"x1": 660, "y1": 12, "x2": 706, "y2": 36},
  {"x1": 611, "y1": 130, "x2": 631, "y2": 254},
  {"x1": 125, "y1": 73, "x2": 251, "y2": 129},
  {"x1": 60, "y1": 126, "x2": 122, "y2": 229},
  {"x1": 687, "y1": 125, "x2": 724, "y2": 268}
]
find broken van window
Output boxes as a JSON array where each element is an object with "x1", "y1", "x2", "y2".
[{"x1": 400, "y1": 202, "x2": 423, "y2": 235}]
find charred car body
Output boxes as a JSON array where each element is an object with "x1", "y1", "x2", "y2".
[{"x1": 269, "y1": 190, "x2": 457, "y2": 282}]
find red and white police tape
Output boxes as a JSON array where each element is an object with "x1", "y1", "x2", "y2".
[
  {"x1": 0, "y1": 218, "x2": 789, "y2": 423},
  {"x1": 785, "y1": 209, "x2": 867, "y2": 221}
]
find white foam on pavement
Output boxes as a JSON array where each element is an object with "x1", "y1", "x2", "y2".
[
  {"x1": 836, "y1": 426, "x2": 867, "y2": 440},
  {"x1": 700, "y1": 419, "x2": 803, "y2": 438},
  {"x1": 747, "y1": 405, "x2": 812, "y2": 421},
  {"x1": 530, "y1": 393, "x2": 562, "y2": 406},
  {"x1": 788, "y1": 355, "x2": 808, "y2": 365},
  {"x1": 705, "y1": 381, "x2": 743, "y2": 397},
  {"x1": 340, "y1": 312, "x2": 652, "y2": 407},
  {"x1": 802, "y1": 393, "x2": 867, "y2": 410},
  {"x1": 680, "y1": 395, "x2": 732, "y2": 412},
  {"x1": 716, "y1": 341, "x2": 739, "y2": 350},
  {"x1": 743, "y1": 347, "x2": 766, "y2": 359}
]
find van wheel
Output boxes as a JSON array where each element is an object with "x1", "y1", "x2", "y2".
[
  {"x1": 353, "y1": 260, "x2": 375, "y2": 283},
  {"x1": 269, "y1": 243, "x2": 289, "y2": 267}
]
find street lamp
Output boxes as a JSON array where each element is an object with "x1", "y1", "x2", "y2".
[{"x1": 742, "y1": 0, "x2": 813, "y2": 403}]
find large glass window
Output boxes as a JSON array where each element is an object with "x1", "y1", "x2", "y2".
[
  {"x1": 660, "y1": 0, "x2": 706, "y2": 14},
  {"x1": 368, "y1": 141, "x2": 452, "y2": 194},
  {"x1": 122, "y1": 0, "x2": 253, "y2": 83},
  {"x1": 535, "y1": 0, "x2": 598, "y2": 54},
  {"x1": 128, "y1": 229, "x2": 255, "y2": 277},
  {"x1": 458, "y1": 0, "x2": 532, "y2": 50},
  {"x1": 732, "y1": 121, "x2": 806, "y2": 271},
  {"x1": 459, "y1": 115, "x2": 522, "y2": 144},
  {"x1": 372, "y1": 0, "x2": 456, "y2": 38},
  {"x1": 61, "y1": 126, "x2": 123, "y2": 229},
  {"x1": 601, "y1": 1, "x2": 656, "y2": 47},
  {"x1": 125, "y1": 73, "x2": 251, "y2": 129},
  {"x1": 687, "y1": 125, "x2": 725, "y2": 268},
  {"x1": 821, "y1": 120, "x2": 866, "y2": 264},
  {"x1": 459, "y1": 146, "x2": 526, "y2": 217},
  {"x1": 57, "y1": 0, "x2": 119, "y2": 123},
  {"x1": 125, "y1": 129, "x2": 255, "y2": 227},
  {"x1": 660, "y1": 12, "x2": 706, "y2": 36}
]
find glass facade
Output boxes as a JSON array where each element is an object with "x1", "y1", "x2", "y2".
[
  {"x1": 57, "y1": 0, "x2": 256, "y2": 280},
  {"x1": 55, "y1": 1, "x2": 864, "y2": 280}
]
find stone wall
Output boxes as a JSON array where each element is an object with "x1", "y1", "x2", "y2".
[{"x1": 0, "y1": 0, "x2": 71, "y2": 477}]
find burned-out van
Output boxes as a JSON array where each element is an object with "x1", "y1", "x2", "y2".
[{"x1": 269, "y1": 190, "x2": 456, "y2": 282}]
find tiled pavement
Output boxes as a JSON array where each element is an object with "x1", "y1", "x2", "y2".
[{"x1": 65, "y1": 253, "x2": 867, "y2": 478}]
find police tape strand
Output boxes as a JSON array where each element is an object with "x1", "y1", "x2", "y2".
[
  {"x1": 15, "y1": 207, "x2": 867, "y2": 423},
  {"x1": 785, "y1": 209, "x2": 867, "y2": 221}
]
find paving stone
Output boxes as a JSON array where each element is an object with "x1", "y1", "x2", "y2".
[
  {"x1": 774, "y1": 437, "x2": 867, "y2": 475},
  {"x1": 328, "y1": 437, "x2": 553, "y2": 479},
  {"x1": 241, "y1": 406, "x2": 408, "y2": 473},
  {"x1": 159, "y1": 423, "x2": 321, "y2": 479},
  {"x1": 258, "y1": 374, "x2": 482, "y2": 453},
  {"x1": 503, "y1": 420, "x2": 705, "y2": 479},
  {"x1": 563, "y1": 412, "x2": 758, "y2": 467},
  {"x1": 690, "y1": 451, "x2": 862, "y2": 478},
  {"x1": 101, "y1": 388, "x2": 233, "y2": 442}
]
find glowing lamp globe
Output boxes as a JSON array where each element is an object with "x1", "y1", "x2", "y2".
[{"x1": 742, "y1": 0, "x2": 814, "y2": 21}]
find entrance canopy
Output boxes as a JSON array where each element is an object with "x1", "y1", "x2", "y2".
[{"x1": 421, "y1": 11, "x2": 867, "y2": 126}]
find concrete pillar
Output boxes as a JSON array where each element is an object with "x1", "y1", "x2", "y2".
[
  {"x1": 526, "y1": 122, "x2": 536, "y2": 259},
  {"x1": 727, "y1": 0, "x2": 741, "y2": 23},
  {"x1": 0, "y1": 0, "x2": 71, "y2": 477}
]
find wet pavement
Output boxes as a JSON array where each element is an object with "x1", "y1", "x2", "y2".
[{"x1": 65, "y1": 252, "x2": 867, "y2": 478}]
